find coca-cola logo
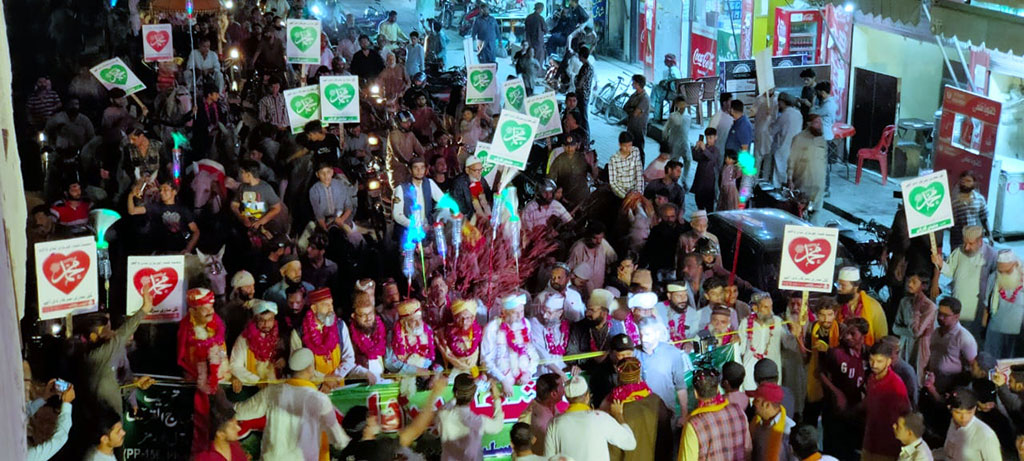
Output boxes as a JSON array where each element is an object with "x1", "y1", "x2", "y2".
[{"x1": 692, "y1": 49, "x2": 715, "y2": 71}]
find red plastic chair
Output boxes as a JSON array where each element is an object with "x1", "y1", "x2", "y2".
[{"x1": 855, "y1": 124, "x2": 896, "y2": 186}]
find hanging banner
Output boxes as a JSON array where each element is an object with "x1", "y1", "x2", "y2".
[
  {"x1": 286, "y1": 18, "x2": 322, "y2": 64},
  {"x1": 754, "y1": 47, "x2": 775, "y2": 95},
  {"x1": 34, "y1": 237, "x2": 99, "y2": 321},
  {"x1": 319, "y1": 75, "x2": 360, "y2": 123},
  {"x1": 465, "y1": 64, "x2": 498, "y2": 104},
  {"x1": 502, "y1": 78, "x2": 527, "y2": 113},
  {"x1": 142, "y1": 24, "x2": 174, "y2": 62},
  {"x1": 823, "y1": 4, "x2": 853, "y2": 121},
  {"x1": 969, "y1": 47, "x2": 990, "y2": 96},
  {"x1": 690, "y1": 27, "x2": 717, "y2": 79},
  {"x1": 90, "y1": 58, "x2": 146, "y2": 96},
  {"x1": 283, "y1": 85, "x2": 321, "y2": 134},
  {"x1": 524, "y1": 92, "x2": 562, "y2": 139},
  {"x1": 125, "y1": 255, "x2": 186, "y2": 323},
  {"x1": 778, "y1": 225, "x2": 839, "y2": 292},
  {"x1": 639, "y1": 0, "x2": 657, "y2": 81},
  {"x1": 901, "y1": 170, "x2": 955, "y2": 238},
  {"x1": 933, "y1": 86, "x2": 1001, "y2": 199},
  {"x1": 488, "y1": 111, "x2": 539, "y2": 170},
  {"x1": 717, "y1": 29, "x2": 740, "y2": 62},
  {"x1": 475, "y1": 142, "x2": 500, "y2": 185},
  {"x1": 740, "y1": 0, "x2": 753, "y2": 59}
]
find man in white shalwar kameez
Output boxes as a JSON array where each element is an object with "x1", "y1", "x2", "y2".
[
  {"x1": 753, "y1": 90, "x2": 777, "y2": 178},
  {"x1": 736, "y1": 293, "x2": 784, "y2": 391},
  {"x1": 234, "y1": 348, "x2": 350, "y2": 461},
  {"x1": 529, "y1": 292, "x2": 570, "y2": 379},
  {"x1": 482, "y1": 294, "x2": 541, "y2": 396},
  {"x1": 768, "y1": 93, "x2": 803, "y2": 187},
  {"x1": 230, "y1": 300, "x2": 285, "y2": 389}
]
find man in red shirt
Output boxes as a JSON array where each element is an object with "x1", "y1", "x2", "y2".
[
  {"x1": 820, "y1": 317, "x2": 868, "y2": 460},
  {"x1": 50, "y1": 180, "x2": 92, "y2": 228},
  {"x1": 862, "y1": 340, "x2": 911, "y2": 461}
]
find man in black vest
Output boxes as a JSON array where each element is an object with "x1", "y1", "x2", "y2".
[
  {"x1": 448, "y1": 155, "x2": 493, "y2": 220},
  {"x1": 391, "y1": 157, "x2": 442, "y2": 240}
]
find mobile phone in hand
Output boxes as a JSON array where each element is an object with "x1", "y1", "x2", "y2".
[{"x1": 55, "y1": 379, "x2": 70, "y2": 393}]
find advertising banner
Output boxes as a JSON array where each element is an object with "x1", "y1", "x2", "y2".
[
  {"x1": 690, "y1": 27, "x2": 717, "y2": 79},
  {"x1": 90, "y1": 58, "x2": 146, "y2": 96},
  {"x1": 823, "y1": 4, "x2": 853, "y2": 121},
  {"x1": 34, "y1": 237, "x2": 99, "y2": 321},
  {"x1": 126, "y1": 255, "x2": 186, "y2": 323},
  {"x1": 142, "y1": 24, "x2": 174, "y2": 62},
  {"x1": 778, "y1": 225, "x2": 839, "y2": 292},
  {"x1": 933, "y1": 86, "x2": 1001, "y2": 198}
]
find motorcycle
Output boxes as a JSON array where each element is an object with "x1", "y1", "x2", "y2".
[
  {"x1": 544, "y1": 53, "x2": 571, "y2": 94},
  {"x1": 750, "y1": 181, "x2": 811, "y2": 220},
  {"x1": 830, "y1": 218, "x2": 890, "y2": 303}
]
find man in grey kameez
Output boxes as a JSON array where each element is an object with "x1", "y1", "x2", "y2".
[{"x1": 768, "y1": 93, "x2": 803, "y2": 186}]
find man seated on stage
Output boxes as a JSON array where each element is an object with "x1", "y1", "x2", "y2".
[{"x1": 482, "y1": 293, "x2": 541, "y2": 396}]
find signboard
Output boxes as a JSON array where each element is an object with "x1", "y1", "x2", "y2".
[
  {"x1": 717, "y1": 28, "x2": 740, "y2": 62},
  {"x1": 465, "y1": 64, "x2": 498, "y2": 104},
  {"x1": 823, "y1": 4, "x2": 854, "y2": 121},
  {"x1": 901, "y1": 170, "x2": 955, "y2": 238},
  {"x1": 319, "y1": 75, "x2": 360, "y2": 123},
  {"x1": 34, "y1": 237, "x2": 99, "y2": 321},
  {"x1": 142, "y1": 24, "x2": 173, "y2": 62},
  {"x1": 283, "y1": 85, "x2": 321, "y2": 134},
  {"x1": 933, "y1": 86, "x2": 1001, "y2": 199},
  {"x1": 754, "y1": 47, "x2": 775, "y2": 95},
  {"x1": 502, "y1": 78, "x2": 527, "y2": 113},
  {"x1": 778, "y1": 225, "x2": 839, "y2": 292},
  {"x1": 525, "y1": 92, "x2": 562, "y2": 139},
  {"x1": 488, "y1": 111, "x2": 539, "y2": 170},
  {"x1": 690, "y1": 27, "x2": 717, "y2": 79},
  {"x1": 126, "y1": 255, "x2": 186, "y2": 323},
  {"x1": 90, "y1": 58, "x2": 146, "y2": 96},
  {"x1": 286, "y1": 19, "x2": 322, "y2": 64}
]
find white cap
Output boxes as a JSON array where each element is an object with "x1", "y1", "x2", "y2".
[
  {"x1": 465, "y1": 155, "x2": 483, "y2": 168},
  {"x1": 502, "y1": 293, "x2": 528, "y2": 310},
  {"x1": 289, "y1": 348, "x2": 315, "y2": 372},
  {"x1": 572, "y1": 263, "x2": 593, "y2": 280},
  {"x1": 252, "y1": 300, "x2": 278, "y2": 315},
  {"x1": 997, "y1": 249, "x2": 1018, "y2": 264},
  {"x1": 691, "y1": 209, "x2": 708, "y2": 220},
  {"x1": 231, "y1": 270, "x2": 255, "y2": 288},
  {"x1": 564, "y1": 375, "x2": 589, "y2": 399},
  {"x1": 666, "y1": 283, "x2": 687, "y2": 293},
  {"x1": 543, "y1": 293, "x2": 565, "y2": 311},
  {"x1": 627, "y1": 292, "x2": 658, "y2": 310},
  {"x1": 838, "y1": 266, "x2": 860, "y2": 282}
]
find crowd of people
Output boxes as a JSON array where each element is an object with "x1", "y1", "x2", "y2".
[{"x1": 16, "y1": 0, "x2": 1024, "y2": 461}]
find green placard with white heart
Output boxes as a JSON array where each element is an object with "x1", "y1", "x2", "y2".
[
  {"x1": 488, "y1": 110, "x2": 539, "y2": 171},
  {"x1": 525, "y1": 91, "x2": 562, "y2": 139},
  {"x1": 502, "y1": 78, "x2": 526, "y2": 113},
  {"x1": 286, "y1": 18, "x2": 322, "y2": 64},
  {"x1": 474, "y1": 142, "x2": 499, "y2": 185},
  {"x1": 319, "y1": 75, "x2": 360, "y2": 123},
  {"x1": 901, "y1": 169, "x2": 954, "y2": 238},
  {"x1": 90, "y1": 57, "x2": 146, "y2": 96},
  {"x1": 465, "y1": 63, "x2": 498, "y2": 104},
  {"x1": 283, "y1": 85, "x2": 321, "y2": 134}
]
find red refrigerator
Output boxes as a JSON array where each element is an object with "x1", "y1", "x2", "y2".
[{"x1": 774, "y1": 7, "x2": 826, "y2": 64}]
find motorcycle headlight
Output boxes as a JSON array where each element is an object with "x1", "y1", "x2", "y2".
[
  {"x1": 229, "y1": 48, "x2": 240, "y2": 59},
  {"x1": 368, "y1": 179, "x2": 381, "y2": 191},
  {"x1": 368, "y1": 135, "x2": 379, "y2": 147},
  {"x1": 38, "y1": 132, "x2": 46, "y2": 143}
]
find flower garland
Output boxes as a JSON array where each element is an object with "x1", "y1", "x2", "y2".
[
  {"x1": 302, "y1": 309, "x2": 340, "y2": 356},
  {"x1": 1000, "y1": 285, "x2": 1022, "y2": 303},
  {"x1": 706, "y1": 325, "x2": 736, "y2": 346},
  {"x1": 622, "y1": 316, "x2": 641, "y2": 346},
  {"x1": 501, "y1": 319, "x2": 530, "y2": 356},
  {"x1": 667, "y1": 308, "x2": 687, "y2": 344},
  {"x1": 242, "y1": 321, "x2": 279, "y2": 362},
  {"x1": 544, "y1": 320, "x2": 570, "y2": 356},
  {"x1": 611, "y1": 382, "x2": 652, "y2": 404},
  {"x1": 392, "y1": 322, "x2": 434, "y2": 359},
  {"x1": 349, "y1": 318, "x2": 387, "y2": 363},
  {"x1": 746, "y1": 313, "x2": 776, "y2": 360},
  {"x1": 445, "y1": 322, "x2": 483, "y2": 358}
]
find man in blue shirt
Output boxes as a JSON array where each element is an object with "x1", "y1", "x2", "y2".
[
  {"x1": 472, "y1": 4, "x2": 501, "y2": 64},
  {"x1": 725, "y1": 99, "x2": 753, "y2": 156},
  {"x1": 810, "y1": 81, "x2": 838, "y2": 195}
]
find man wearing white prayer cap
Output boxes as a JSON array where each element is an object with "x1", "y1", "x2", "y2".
[
  {"x1": 481, "y1": 292, "x2": 541, "y2": 395},
  {"x1": 984, "y1": 249, "x2": 1024, "y2": 358},
  {"x1": 932, "y1": 224, "x2": 1000, "y2": 338},
  {"x1": 571, "y1": 262, "x2": 594, "y2": 299},
  {"x1": 229, "y1": 300, "x2": 285, "y2": 388},
  {"x1": 678, "y1": 209, "x2": 721, "y2": 256},
  {"x1": 836, "y1": 265, "x2": 888, "y2": 346},
  {"x1": 530, "y1": 291, "x2": 571, "y2": 378},
  {"x1": 543, "y1": 375, "x2": 637, "y2": 461},
  {"x1": 234, "y1": 347, "x2": 351, "y2": 459},
  {"x1": 657, "y1": 282, "x2": 709, "y2": 349}
]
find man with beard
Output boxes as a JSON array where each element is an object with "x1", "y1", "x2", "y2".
[
  {"x1": 737, "y1": 293, "x2": 785, "y2": 390},
  {"x1": 950, "y1": 170, "x2": 991, "y2": 249},
  {"x1": 423, "y1": 273, "x2": 452, "y2": 330},
  {"x1": 570, "y1": 263, "x2": 593, "y2": 302},
  {"x1": 264, "y1": 255, "x2": 314, "y2": 311},
  {"x1": 439, "y1": 299, "x2": 483, "y2": 375},
  {"x1": 448, "y1": 155, "x2": 493, "y2": 221},
  {"x1": 819, "y1": 317, "x2": 869, "y2": 459},
  {"x1": 641, "y1": 203, "x2": 684, "y2": 278},
  {"x1": 984, "y1": 250, "x2": 1024, "y2": 358},
  {"x1": 677, "y1": 209, "x2": 719, "y2": 257},
  {"x1": 568, "y1": 221, "x2": 617, "y2": 290},
  {"x1": 635, "y1": 317, "x2": 690, "y2": 424},
  {"x1": 387, "y1": 113, "x2": 426, "y2": 186},
  {"x1": 932, "y1": 225, "x2": 999, "y2": 339},
  {"x1": 278, "y1": 285, "x2": 307, "y2": 342},
  {"x1": 803, "y1": 298, "x2": 840, "y2": 426},
  {"x1": 611, "y1": 292, "x2": 654, "y2": 346},
  {"x1": 178, "y1": 288, "x2": 231, "y2": 455},
  {"x1": 50, "y1": 180, "x2": 92, "y2": 229},
  {"x1": 835, "y1": 266, "x2": 888, "y2": 346},
  {"x1": 222, "y1": 270, "x2": 256, "y2": 350},
  {"x1": 656, "y1": 283, "x2": 706, "y2": 351},
  {"x1": 392, "y1": 157, "x2": 442, "y2": 239},
  {"x1": 530, "y1": 292, "x2": 571, "y2": 381},
  {"x1": 547, "y1": 133, "x2": 592, "y2": 210},
  {"x1": 568, "y1": 289, "x2": 615, "y2": 359},
  {"x1": 348, "y1": 292, "x2": 387, "y2": 385},
  {"x1": 386, "y1": 299, "x2": 438, "y2": 375},
  {"x1": 288, "y1": 287, "x2": 360, "y2": 391},
  {"x1": 230, "y1": 300, "x2": 286, "y2": 390},
  {"x1": 482, "y1": 294, "x2": 541, "y2": 396},
  {"x1": 862, "y1": 341, "x2": 911, "y2": 461},
  {"x1": 523, "y1": 179, "x2": 572, "y2": 232},
  {"x1": 540, "y1": 263, "x2": 586, "y2": 322},
  {"x1": 350, "y1": 35, "x2": 385, "y2": 83},
  {"x1": 644, "y1": 160, "x2": 685, "y2": 209},
  {"x1": 377, "y1": 279, "x2": 403, "y2": 329},
  {"x1": 786, "y1": 114, "x2": 827, "y2": 215}
]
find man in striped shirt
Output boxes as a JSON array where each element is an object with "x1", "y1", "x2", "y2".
[
  {"x1": 950, "y1": 170, "x2": 989, "y2": 249},
  {"x1": 27, "y1": 76, "x2": 61, "y2": 129}
]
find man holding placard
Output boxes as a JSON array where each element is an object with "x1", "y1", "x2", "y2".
[
  {"x1": 931, "y1": 225, "x2": 998, "y2": 339},
  {"x1": 835, "y1": 266, "x2": 888, "y2": 347}
]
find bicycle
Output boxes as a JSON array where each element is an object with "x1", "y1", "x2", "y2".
[{"x1": 592, "y1": 73, "x2": 629, "y2": 120}]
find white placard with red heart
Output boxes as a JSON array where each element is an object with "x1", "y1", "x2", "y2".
[
  {"x1": 778, "y1": 225, "x2": 839, "y2": 293},
  {"x1": 142, "y1": 24, "x2": 174, "y2": 62},
  {"x1": 126, "y1": 255, "x2": 186, "y2": 323},
  {"x1": 34, "y1": 237, "x2": 99, "y2": 321}
]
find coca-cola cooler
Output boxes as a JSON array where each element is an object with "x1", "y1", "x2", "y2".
[{"x1": 774, "y1": 7, "x2": 826, "y2": 64}]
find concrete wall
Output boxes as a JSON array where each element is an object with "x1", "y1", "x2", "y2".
[{"x1": 850, "y1": 24, "x2": 949, "y2": 120}]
